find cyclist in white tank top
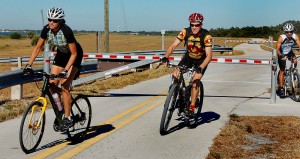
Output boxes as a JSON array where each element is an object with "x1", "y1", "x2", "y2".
[
  {"x1": 280, "y1": 33, "x2": 296, "y2": 55},
  {"x1": 276, "y1": 23, "x2": 300, "y2": 97}
]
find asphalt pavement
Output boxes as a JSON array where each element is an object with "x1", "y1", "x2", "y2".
[{"x1": 232, "y1": 38, "x2": 300, "y2": 117}]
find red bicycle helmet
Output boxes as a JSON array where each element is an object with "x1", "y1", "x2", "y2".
[{"x1": 188, "y1": 13, "x2": 204, "y2": 23}]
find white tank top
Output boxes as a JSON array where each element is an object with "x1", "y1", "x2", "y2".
[{"x1": 280, "y1": 33, "x2": 296, "y2": 55}]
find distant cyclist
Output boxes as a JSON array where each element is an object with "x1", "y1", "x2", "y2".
[
  {"x1": 276, "y1": 23, "x2": 300, "y2": 97},
  {"x1": 24, "y1": 7, "x2": 83, "y2": 130},
  {"x1": 161, "y1": 13, "x2": 213, "y2": 116}
]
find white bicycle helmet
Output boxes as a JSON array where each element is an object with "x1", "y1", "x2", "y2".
[
  {"x1": 47, "y1": 7, "x2": 65, "y2": 20},
  {"x1": 283, "y1": 23, "x2": 294, "y2": 32}
]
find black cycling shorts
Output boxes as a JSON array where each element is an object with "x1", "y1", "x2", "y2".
[
  {"x1": 178, "y1": 54, "x2": 207, "y2": 74},
  {"x1": 53, "y1": 43, "x2": 83, "y2": 69},
  {"x1": 278, "y1": 52, "x2": 295, "y2": 69}
]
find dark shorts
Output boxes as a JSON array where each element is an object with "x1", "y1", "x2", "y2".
[
  {"x1": 278, "y1": 52, "x2": 295, "y2": 69},
  {"x1": 178, "y1": 54, "x2": 207, "y2": 74},
  {"x1": 53, "y1": 43, "x2": 83, "y2": 69}
]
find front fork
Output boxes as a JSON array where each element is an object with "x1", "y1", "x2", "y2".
[{"x1": 28, "y1": 97, "x2": 47, "y2": 129}]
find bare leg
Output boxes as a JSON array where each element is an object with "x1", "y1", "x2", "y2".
[
  {"x1": 61, "y1": 66, "x2": 78, "y2": 117},
  {"x1": 191, "y1": 72, "x2": 202, "y2": 109}
]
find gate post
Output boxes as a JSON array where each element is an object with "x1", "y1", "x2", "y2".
[
  {"x1": 11, "y1": 57, "x2": 23, "y2": 100},
  {"x1": 44, "y1": 44, "x2": 50, "y2": 73},
  {"x1": 270, "y1": 49, "x2": 277, "y2": 104}
]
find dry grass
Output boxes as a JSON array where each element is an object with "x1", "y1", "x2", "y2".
[
  {"x1": 207, "y1": 115, "x2": 300, "y2": 159},
  {"x1": 0, "y1": 33, "x2": 241, "y2": 57},
  {"x1": 0, "y1": 33, "x2": 243, "y2": 73}
]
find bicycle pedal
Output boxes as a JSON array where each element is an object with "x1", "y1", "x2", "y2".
[{"x1": 188, "y1": 118, "x2": 196, "y2": 125}]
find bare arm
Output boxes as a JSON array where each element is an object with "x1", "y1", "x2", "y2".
[
  {"x1": 276, "y1": 36, "x2": 283, "y2": 56},
  {"x1": 200, "y1": 46, "x2": 212, "y2": 69},
  {"x1": 65, "y1": 43, "x2": 78, "y2": 71},
  {"x1": 28, "y1": 38, "x2": 45, "y2": 66},
  {"x1": 164, "y1": 38, "x2": 181, "y2": 57},
  {"x1": 295, "y1": 34, "x2": 300, "y2": 49}
]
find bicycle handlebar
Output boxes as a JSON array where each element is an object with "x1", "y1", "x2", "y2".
[
  {"x1": 156, "y1": 61, "x2": 195, "y2": 73},
  {"x1": 24, "y1": 71, "x2": 67, "y2": 80}
]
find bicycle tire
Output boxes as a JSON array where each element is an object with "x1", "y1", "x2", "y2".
[
  {"x1": 67, "y1": 95, "x2": 92, "y2": 141},
  {"x1": 160, "y1": 84, "x2": 179, "y2": 135},
  {"x1": 195, "y1": 80, "x2": 204, "y2": 120},
  {"x1": 19, "y1": 101, "x2": 45, "y2": 154},
  {"x1": 291, "y1": 71, "x2": 300, "y2": 102}
]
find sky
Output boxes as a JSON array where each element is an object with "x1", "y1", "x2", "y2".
[{"x1": 1, "y1": 0, "x2": 300, "y2": 32}]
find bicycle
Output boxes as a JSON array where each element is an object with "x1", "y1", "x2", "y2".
[
  {"x1": 19, "y1": 71, "x2": 92, "y2": 154},
  {"x1": 159, "y1": 63, "x2": 204, "y2": 135},
  {"x1": 277, "y1": 56, "x2": 300, "y2": 101}
]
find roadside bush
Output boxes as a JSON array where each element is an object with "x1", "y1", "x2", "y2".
[
  {"x1": 10, "y1": 32, "x2": 22, "y2": 39},
  {"x1": 27, "y1": 31, "x2": 35, "y2": 39},
  {"x1": 31, "y1": 35, "x2": 40, "y2": 46}
]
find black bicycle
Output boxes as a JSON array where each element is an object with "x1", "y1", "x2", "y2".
[
  {"x1": 277, "y1": 56, "x2": 300, "y2": 101},
  {"x1": 19, "y1": 71, "x2": 92, "y2": 154},
  {"x1": 159, "y1": 63, "x2": 204, "y2": 135}
]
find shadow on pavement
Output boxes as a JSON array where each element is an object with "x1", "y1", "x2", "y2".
[
  {"x1": 75, "y1": 92, "x2": 167, "y2": 98},
  {"x1": 205, "y1": 95, "x2": 269, "y2": 100},
  {"x1": 162, "y1": 111, "x2": 220, "y2": 135},
  {"x1": 35, "y1": 124, "x2": 115, "y2": 152}
]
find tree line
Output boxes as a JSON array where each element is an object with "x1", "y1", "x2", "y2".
[
  {"x1": 134, "y1": 20, "x2": 300, "y2": 39},
  {"x1": 209, "y1": 20, "x2": 300, "y2": 39}
]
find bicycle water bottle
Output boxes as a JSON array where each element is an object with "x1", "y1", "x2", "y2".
[{"x1": 52, "y1": 93, "x2": 63, "y2": 111}]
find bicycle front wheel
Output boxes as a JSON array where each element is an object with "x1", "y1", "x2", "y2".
[
  {"x1": 195, "y1": 80, "x2": 204, "y2": 120},
  {"x1": 67, "y1": 95, "x2": 92, "y2": 141},
  {"x1": 291, "y1": 71, "x2": 300, "y2": 102},
  {"x1": 160, "y1": 84, "x2": 179, "y2": 135},
  {"x1": 19, "y1": 101, "x2": 45, "y2": 154}
]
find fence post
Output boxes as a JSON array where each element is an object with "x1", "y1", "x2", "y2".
[
  {"x1": 269, "y1": 36, "x2": 273, "y2": 48},
  {"x1": 270, "y1": 49, "x2": 277, "y2": 104},
  {"x1": 11, "y1": 57, "x2": 22, "y2": 100},
  {"x1": 161, "y1": 30, "x2": 165, "y2": 50},
  {"x1": 44, "y1": 44, "x2": 50, "y2": 73}
]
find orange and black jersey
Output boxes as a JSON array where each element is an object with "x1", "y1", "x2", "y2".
[{"x1": 177, "y1": 28, "x2": 213, "y2": 59}]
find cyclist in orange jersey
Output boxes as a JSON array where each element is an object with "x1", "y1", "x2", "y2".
[{"x1": 161, "y1": 13, "x2": 213, "y2": 116}]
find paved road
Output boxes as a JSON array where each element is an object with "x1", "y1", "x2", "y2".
[{"x1": 1, "y1": 41, "x2": 299, "y2": 159}]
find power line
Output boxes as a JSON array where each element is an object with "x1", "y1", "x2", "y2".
[{"x1": 120, "y1": 0, "x2": 131, "y2": 50}]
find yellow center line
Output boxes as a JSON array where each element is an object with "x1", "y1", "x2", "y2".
[
  {"x1": 56, "y1": 98, "x2": 165, "y2": 159},
  {"x1": 31, "y1": 91, "x2": 167, "y2": 159}
]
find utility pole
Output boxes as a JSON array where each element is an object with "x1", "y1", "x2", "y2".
[
  {"x1": 104, "y1": 0, "x2": 109, "y2": 53},
  {"x1": 41, "y1": 9, "x2": 44, "y2": 27}
]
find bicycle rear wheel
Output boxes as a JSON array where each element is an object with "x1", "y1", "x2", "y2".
[
  {"x1": 160, "y1": 84, "x2": 179, "y2": 135},
  {"x1": 291, "y1": 72, "x2": 300, "y2": 102},
  {"x1": 19, "y1": 101, "x2": 45, "y2": 154},
  {"x1": 67, "y1": 95, "x2": 92, "y2": 141}
]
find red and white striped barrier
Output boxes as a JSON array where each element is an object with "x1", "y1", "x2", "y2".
[
  {"x1": 51, "y1": 52, "x2": 183, "y2": 61},
  {"x1": 211, "y1": 57, "x2": 270, "y2": 65},
  {"x1": 226, "y1": 40, "x2": 249, "y2": 43},
  {"x1": 226, "y1": 40, "x2": 277, "y2": 43},
  {"x1": 50, "y1": 52, "x2": 271, "y2": 65}
]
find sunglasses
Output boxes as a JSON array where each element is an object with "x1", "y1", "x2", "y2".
[
  {"x1": 190, "y1": 24, "x2": 201, "y2": 27},
  {"x1": 285, "y1": 31, "x2": 293, "y2": 34},
  {"x1": 48, "y1": 19, "x2": 60, "y2": 23}
]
